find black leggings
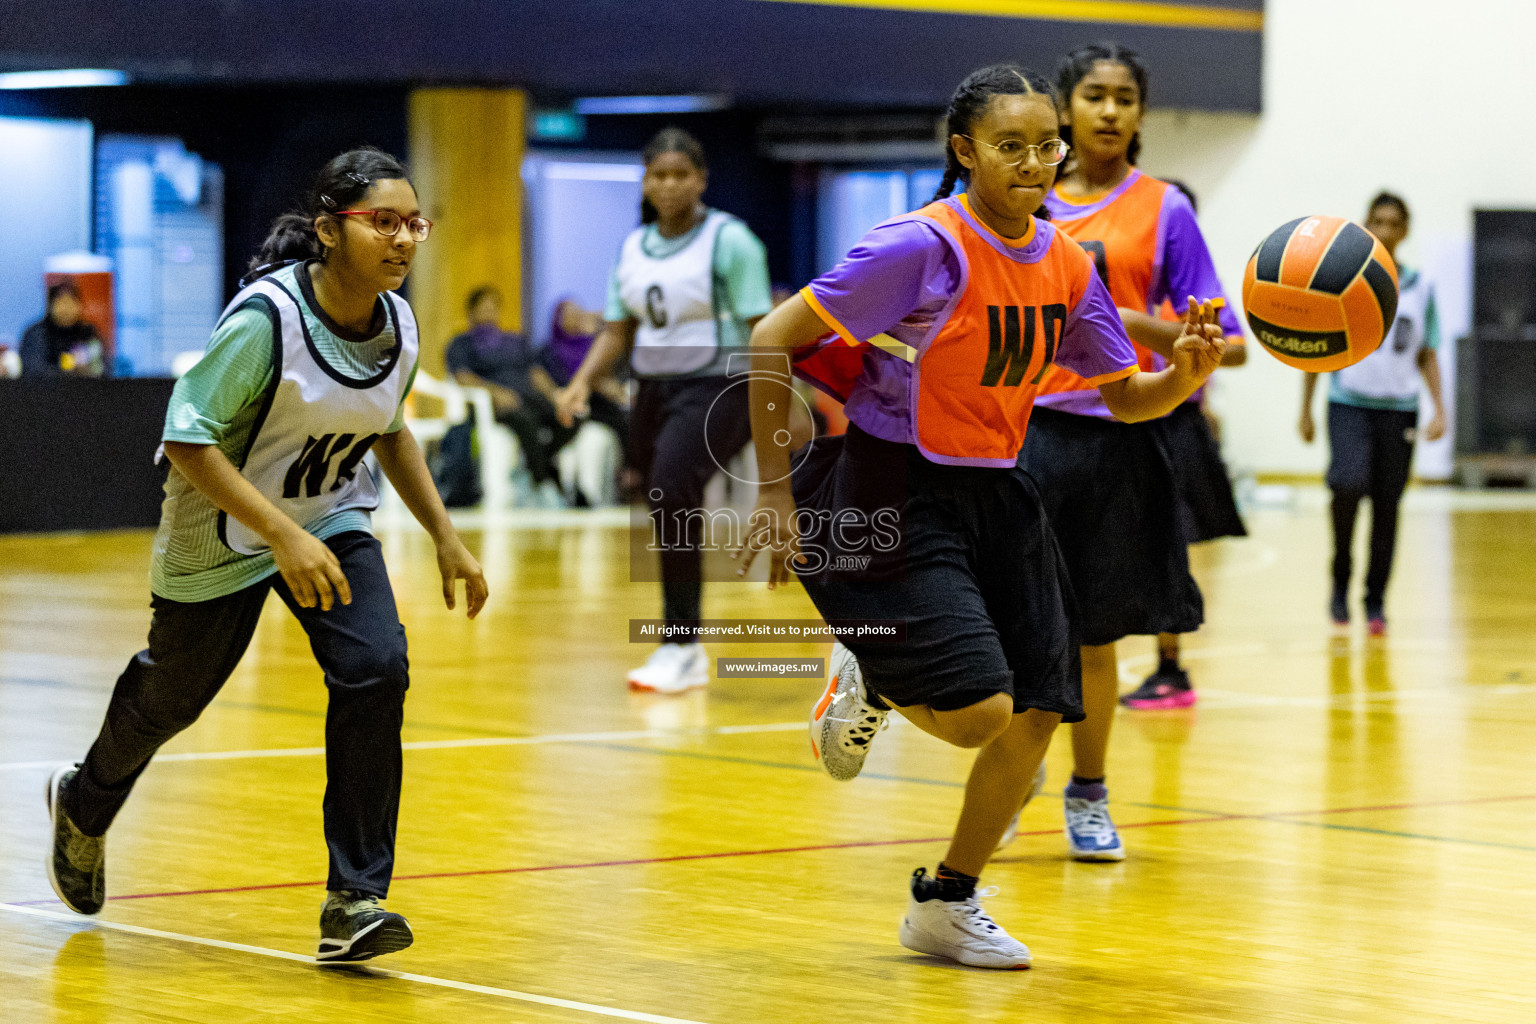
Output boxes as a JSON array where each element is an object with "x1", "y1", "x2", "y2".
[
  {"x1": 629, "y1": 376, "x2": 752, "y2": 641},
  {"x1": 65, "y1": 532, "x2": 409, "y2": 897},
  {"x1": 1326, "y1": 402, "x2": 1417, "y2": 612}
]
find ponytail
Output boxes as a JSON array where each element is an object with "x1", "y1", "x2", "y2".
[
  {"x1": 245, "y1": 213, "x2": 321, "y2": 284},
  {"x1": 244, "y1": 146, "x2": 410, "y2": 284}
]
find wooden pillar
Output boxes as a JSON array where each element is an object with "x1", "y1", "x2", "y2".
[{"x1": 407, "y1": 87, "x2": 525, "y2": 376}]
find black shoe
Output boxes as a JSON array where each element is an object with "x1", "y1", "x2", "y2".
[
  {"x1": 45, "y1": 765, "x2": 106, "y2": 915},
  {"x1": 1330, "y1": 591, "x2": 1349, "y2": 626},
  {"x1": 1120, "y1": 666, "x2": 1196, "y2": 709},
  {"x1": 316, "y1": 890, "x2": 414, "y2": 963}
]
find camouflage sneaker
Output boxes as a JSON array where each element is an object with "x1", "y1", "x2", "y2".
[
  {"x1": 316, "y1": 890, "x2": 414, "y2": 963},
  {"x1": 45, "y1": 765, "x2": 106, "y2": 915}
]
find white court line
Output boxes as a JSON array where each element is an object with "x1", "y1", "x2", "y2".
[
  {"x1": 0, "y1": 902, "x2": 709, "y2": 1024},
  {"x1": 0, "y1": 722, "x2": 805, "y2": 773}
]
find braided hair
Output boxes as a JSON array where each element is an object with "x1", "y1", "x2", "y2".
[
  {"x1": 932, "y1": 64, "x2": 1057, "y2": 206},
  {"x1": 1056, "y1": 42, "x2": 1149, "y2": 168},
  {"x1": 246, "y1": 147, "x2": 410, "y2": 284}
]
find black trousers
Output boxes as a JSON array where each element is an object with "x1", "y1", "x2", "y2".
[
  {"x1": 497, "y1": 389, "x2": 580, "y2": 485},
  {"x1": 629, "y1": 376, "x2": 752, "y2": 640},
  {"x1": 64, "y1": 531, "x2": 409, "y2": 897},
  {"x1": 1326, "y1": 402, "x2": 1418, "y2": 612}
]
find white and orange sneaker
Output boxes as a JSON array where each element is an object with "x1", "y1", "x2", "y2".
[
  {"x1": 809, "y1": 642, "x2": 888, "y2": 781},
  {"x1": 627, "y1": 643, "x2": 708, "y2": 694}
]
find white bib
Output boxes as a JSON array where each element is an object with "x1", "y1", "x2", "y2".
[
  {"x1": 617, "y1": 210, "x2": 737, "y2": 377},
  {"x1": 1333, "y1": 267, "x2": 1432, "y2": 401},
  {"x1": 214, "y1": 275, "x2": 418, "y2": 556}
]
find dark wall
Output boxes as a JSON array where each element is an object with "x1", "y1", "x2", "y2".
[
  {"x1": 0, "y1": 85, "x2": 408, "y2": 302},
  {"x1": 537, "y1": 111, "x2": 801, "y2": 288},
  {"x1": 0, "y1": 378, "x2": 173, "y2": 532},
  {"x1": 0, "y1": 87, "x2": 813, "y2": 298},
  {"x1": 0, "y1": 0, "x2": 1264, "y2": 112}
]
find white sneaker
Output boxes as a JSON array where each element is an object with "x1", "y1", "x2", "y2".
[
  {"x1": 627, "y1": 643, "x2": 708, "y2": 694},
  {"x1": 809, "y1": 641, "x2": 888, "y2": 781},
  {"x1": 996, "y1": 761, "x2": 1048, "y2": 852},
  {"x1": 898, "y1": 869, "x2": 1032, "y2": 969}
]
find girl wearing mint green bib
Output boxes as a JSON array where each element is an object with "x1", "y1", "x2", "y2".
[
  {"x1": 1299, "y1": 192, "x2": 1447, "y2": 634},
  {"x1": 556, "y1": 128, "x2": 774, "y2": 694},
  {"x1": 45, "y1": 149, "x2": 488, "y2": 965}
]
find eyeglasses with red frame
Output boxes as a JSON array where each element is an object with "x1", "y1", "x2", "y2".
[{"x1": 333, "y1": 209, "x2": 433, "y2": 242}]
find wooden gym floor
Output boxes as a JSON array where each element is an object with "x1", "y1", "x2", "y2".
[{"x1": 1, "y1": 487, "x2": 1534, "y2": 1023}]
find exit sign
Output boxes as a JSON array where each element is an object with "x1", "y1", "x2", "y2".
[{"x1": 532, "y1": 110, "x2": 586, "y2": 141}]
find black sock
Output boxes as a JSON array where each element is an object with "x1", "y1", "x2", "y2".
[
  {"x1": 1158, "y1": 655, "x2": 1180, "y2": 674},
  {"x1": 1070, "y1": 774, "x2": 1105, "y2": 788},
  {"x1": 935, "y1": 862, "x2": 978, "y2": 902}
]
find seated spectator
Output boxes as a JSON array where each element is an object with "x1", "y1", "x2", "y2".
[
  {"x1": 542, "y1": 297, "x2": 630, "y2": 463},
  {"x1": 445, "y1": 286, "x2": 576, "y2": 496},
  {"x1": 20, "y1": 282, "x2": 106, "y2": 378}
]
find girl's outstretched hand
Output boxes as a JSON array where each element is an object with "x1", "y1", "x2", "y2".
[
  {"x1": 437, "y1": 537, "x2": 489, "y2": 619},
  {"x1": 1170, "y1": 296, "x2": 1228, "y2": 385},
  {"x1": 734, "y1": 483, "x2": 803, "y2": 590}
]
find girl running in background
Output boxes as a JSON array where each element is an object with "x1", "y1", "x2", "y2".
[
  {"x1": 44, "y1": 148, "x2": 488, "y2": 963},
  {"x1": 557, "y1": 128, "x2": 773, "y2": 694},
  {"x1": 1128, "y1": 179, "x2": 1250, "y2": 709},
  {"x1": 1299, "y1": 191, "x2": 1446, "y2": 635},
  {"x1": 1022, "y1": 43, "x2": 1247, "y2": 862},
  {"x1": 739, "y1": 64, "x2": 1225, "y2": 968}
]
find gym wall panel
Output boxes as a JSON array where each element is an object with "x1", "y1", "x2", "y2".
[
  {"x1": 1135, "y1": 0, "x2": 1536, "y2": 479},
  {"x1": 407, "y1": 88, "x2": 526, "y2": 376}
]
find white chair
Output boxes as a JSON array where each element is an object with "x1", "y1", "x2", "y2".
[
  {"x1": 557, "y1": 420, "x2": 622, "y2": 507},
  {"x1": 379, "y1": 371, "x2": 519, "y2": 513}
]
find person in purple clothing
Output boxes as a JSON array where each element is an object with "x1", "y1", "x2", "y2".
[
  {"x1": 1023, "y1": 43, "x2": 1248, "y2": 862},
  {"x1": 737, "y1": 63, "x2": 1226, "y2": 969},
  {"x1": 540, "y1": 297, "x2": 630, "y2": 472}
]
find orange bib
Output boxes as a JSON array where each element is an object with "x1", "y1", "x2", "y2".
[
  {"x1": 909, "y1": 199, "x2": 1095, "y2": 466},
  {"x1": 1036, "y1": 172, "x2": 1170, "y2": 395}
]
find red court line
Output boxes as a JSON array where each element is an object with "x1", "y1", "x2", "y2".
[
  {"x1": 8, "y1": 816, "x2": 1235, "y2": 907},
  {"x1": 11, "y1": 794, "x2": 1533, "y2": 909}
]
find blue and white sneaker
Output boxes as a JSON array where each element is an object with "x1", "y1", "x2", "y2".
[{"x1": 1064, "y1": 793, "x2": 1125, "y2": 861}]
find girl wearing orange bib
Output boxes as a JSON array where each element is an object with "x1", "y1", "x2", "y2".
[
  {"x1": 1020, "y1": 44, "x2": 1249, "y2": 862},
  {"x1": 737, "y1": 64, "x2": 1225, "y2": 969}
]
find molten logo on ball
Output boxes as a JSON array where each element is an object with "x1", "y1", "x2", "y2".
[{"x1": 1241, "y1": 215, "x2": 1398, "y2": 373}]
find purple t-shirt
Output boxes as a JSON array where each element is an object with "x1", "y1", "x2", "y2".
[
  {"x1": 1036, "y1": 171, "x2": 1242, "y2": 417},
  {"x1": 799, "y1": 201, "x2": 1138, "y2": 446}
]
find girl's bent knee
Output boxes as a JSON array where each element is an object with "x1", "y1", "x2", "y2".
[{"x1": 935, "y1": 693, "x2": 1014, "y2": 748}]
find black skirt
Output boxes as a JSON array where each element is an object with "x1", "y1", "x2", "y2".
[
  {"x1": 789, "y1": 425, "x2": 1083, "y2": 722},
  {"x1": 1158, "y1": 401, "x2": 1247, "y2": 544},
  {"x1": 1018, "y1": 407, "x2": 1204, "y2": 646}
]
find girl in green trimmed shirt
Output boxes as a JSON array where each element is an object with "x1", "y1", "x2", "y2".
[
  {"x1": 45, "y1": 148, "x2": 488, "y2": 964},
  {"x1": 556, "y1": 128, "x2": 774, "y2": 694}
]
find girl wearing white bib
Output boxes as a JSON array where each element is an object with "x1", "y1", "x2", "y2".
[
  {"x1": 1300, "y1": 192, "x2": 1447, "y2": 633},
  {"x1": 557, "y1": 128, "x2": 774, "y2": 694},
  {"x1": 44, "y1": 149, "x2": 488, "y2": 964}
]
